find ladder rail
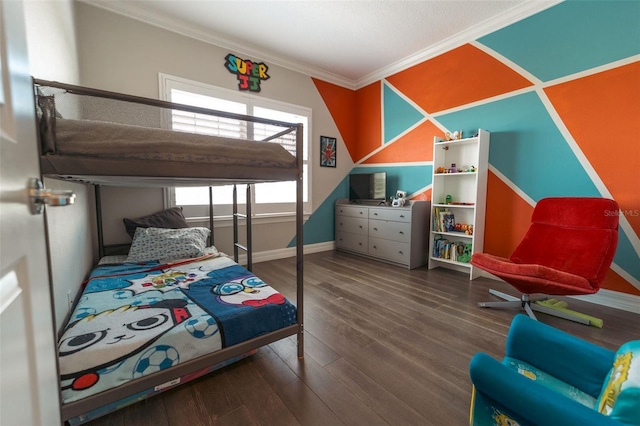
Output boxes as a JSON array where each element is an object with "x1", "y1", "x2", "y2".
[{"x1": 232, "y1": 184, "x2": 252, "y2": 271}]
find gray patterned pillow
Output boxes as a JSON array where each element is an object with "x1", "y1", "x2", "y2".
[
  {"x1": 125, "y1": 227, "x2": 211, "y2": 263},
  {"x1": 123, "y1": 207, "x2": 189, "y2": 238}
]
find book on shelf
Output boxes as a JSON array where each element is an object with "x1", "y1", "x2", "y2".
[
  {"x1": 443, "y1": 213, "x2": 455, "y2": 232},
  {"x1": 432, "y1": 237, "x2": 472, "y2": 263},
  {"x1": 433, "y1": 207, "x2": 454, "y2": 232},
  {"x1": 438, "y1": 211, "x2": 451, "y2": 233},
  {"x1": 432, "y1": 207, "x2": 440, "y2": 231}
]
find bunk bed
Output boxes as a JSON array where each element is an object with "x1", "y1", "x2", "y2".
[{"x1": 33, "y1": 79, "x2": 304, "y2": 425}]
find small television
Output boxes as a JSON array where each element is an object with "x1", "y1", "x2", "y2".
[{"x1": 349, "y1": 172, "x2": 387, "y2": 203}]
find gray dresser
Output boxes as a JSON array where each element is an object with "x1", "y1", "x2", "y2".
[{"x1": 335, "y1": 199, "x2": 430, "y2": 269}]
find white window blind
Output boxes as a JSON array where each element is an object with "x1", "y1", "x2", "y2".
[
  {"x1": 170, "y1": 89, "x2": 247, "y2": 138},
  {"x1": 159, "y1": 75, "x2": 311, "y2": 218}
]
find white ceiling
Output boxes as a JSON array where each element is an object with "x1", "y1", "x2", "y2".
[{"x1": 82, "y1": 0, "x2": 558, "y2": 88}]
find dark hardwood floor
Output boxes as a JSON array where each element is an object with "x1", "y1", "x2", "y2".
[{"x1": 86, "y1": 250, "x2": 638, "y2": 426}]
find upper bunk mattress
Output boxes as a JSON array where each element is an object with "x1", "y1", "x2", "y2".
[
  {"x1": 35, "y1": 79, "x2": 301, "y2": 185},
  {"x1": 54, "y1": 118, "x2": 295, "y2": 168},
  {"x1": 40, "y1": 118, "x2": 298, "y2": 182}
]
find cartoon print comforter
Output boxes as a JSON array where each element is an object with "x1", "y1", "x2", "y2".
[{"x1": 58, "y1": 254, "x2": 297, "y2": 404}]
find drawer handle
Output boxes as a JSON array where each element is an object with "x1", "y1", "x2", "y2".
[
  {"x1": 400, "y1": 215, "x2": 405, "y2": 218},
  {"x1": 359, "y1": 225, "x2": 363, "y2": 229},
  {"x1": 399, "y1": 231, "x2": 404, "y2": 235},
  {"x1": 359, "y1": 242, "x2": 363, "y2": 246},
  {"x1": 359, "y1": 212, "x2": 363, "y2": 215},
  {"x1": 398, "y1": 251, "x2": 404, "y2": 254},
  {"x1": 373, "y1": 227, "x2": 378, "y2": 231},
  {"x1": 372, "y1": 245, "x2": 377, "y2": 249},
  {"x1": 374, "y1": 212, "x2": 378, "y2": 216}
]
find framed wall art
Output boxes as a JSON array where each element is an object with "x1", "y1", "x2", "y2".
[{"x1": 320, "y1": 136, "x2": 336, "y2": 168}]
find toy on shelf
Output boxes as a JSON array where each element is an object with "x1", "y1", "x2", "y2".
[
  {"x1": 445, "y1": 130, "x2": 463, "y2": 141},
  {"x1": 391, "y1": 190, "x2": 407, "y2": 207},
  {"x1": 434, "y1": 162, "x2": 479, "y2": 174},
  {"x1": 457, "y1": 243, "x2": 472, "y2": 263},
  {"x1": 453, "y1": 223, "x2": 474, "y2": 235}
]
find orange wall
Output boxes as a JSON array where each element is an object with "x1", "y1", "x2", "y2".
[{"x1": 312, "y1": 2, "x2": 640, "y2": 296}]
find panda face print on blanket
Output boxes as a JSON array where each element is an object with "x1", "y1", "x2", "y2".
[
  {"x1": 59, "y1": 299, "x2": 191, "y2": 392},
  {"x1": 211, "y1": 275, "x2": 286, "y2": 307}
]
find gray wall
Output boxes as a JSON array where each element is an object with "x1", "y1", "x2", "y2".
[
  {"x1": 75, "y1": 2, "x2": 349, "y2": 254},
  {"x1": 24, "y1": 0, "x2": 95, "y2": 333}
]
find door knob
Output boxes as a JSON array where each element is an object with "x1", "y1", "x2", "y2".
[{"x1": 29, "y1": 178, "x2": 76, "y2": 215}]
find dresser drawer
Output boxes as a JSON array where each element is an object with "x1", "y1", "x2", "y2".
[
  {"x1": 369, "y1": 220, "x2": 411, "y2": 243},
  {"x1": 336, "y1": 231, "x2": 368, "y2": 253},
  {"x1": 368, "y1": 237, "x2": 410, "y2": 264},
  {"x1": 335, "y1": 215, "x2": 368, "y2": 236},
  {"x1": 369, "y1": 207, "x2": 411, "y2": 222},
  {"x1": 336, "y1": 205, "x2": 368, "y2": 218}
]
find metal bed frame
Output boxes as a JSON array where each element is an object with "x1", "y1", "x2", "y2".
[{"x1": 33, "y1": 79, "x2": 304, "y2": 423}]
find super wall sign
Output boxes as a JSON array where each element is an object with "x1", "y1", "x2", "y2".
[{"x1": 224, "y1": 53, "x2": 270, "y2": 92}]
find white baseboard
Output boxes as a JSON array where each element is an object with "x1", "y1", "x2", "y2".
[
  {"x1": 480, "y1": 271, "x2": 640, "y2": 315},
  {"x1": 242, "y1": 247, "x2": 640, "y2": 315},
  {"x1": 570, "y1": 290, "x2": 640, "y2": 315},
  {"x1": 235, "y1": 241, "x2": 335, "y2": 264}
]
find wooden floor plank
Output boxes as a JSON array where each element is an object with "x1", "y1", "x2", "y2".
[
  {"x1": 289, "y1": 331, "x2": 340, "y2": 368},
  {"x1": 216, "y1": 359, "x2": 300, "y2": 426},
  {"x1": 325, "y1": 357, "x2": 429, "y2": 426},
  {"x1": 252, "y1": 345, "x2": 299, "y2": 389},
  {"x1": 162, "y1": 381, "x2": 212, "y2": 426},
  {"x1": 191, "y1": 368, "x2": 244, "y2": 421},
  {"x1": 269, "y1": 338, "x2": 389, "y2": 426},
  {"x1": 277, "y1": 379, "x2": 340, "y2": 426},
  {"x1": 212, "y1": 406, "x2": 256, "y2": 426}
]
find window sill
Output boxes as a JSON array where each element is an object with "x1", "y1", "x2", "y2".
[{"x1": 186, "y1": 211, "x2": 310, "y2": 227}]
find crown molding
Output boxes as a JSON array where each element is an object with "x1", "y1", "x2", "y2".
[
  {"x1": 79, "y1": 0, "x2": 561, "y2": 91},
  {"x1": 78, "y1": 0, "x2": 357, "y2": 89},
  {"x1": 356, "y1": 0, "x2": 562, "y2": 88}
]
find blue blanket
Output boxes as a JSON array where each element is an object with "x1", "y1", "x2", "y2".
[{"x1": 58, "y1": 255, "x2": 296, "y2": 404}]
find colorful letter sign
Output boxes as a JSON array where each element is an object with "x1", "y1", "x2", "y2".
[{"x1": 224, "y1": 53, "x2": 270, "y2": 92}]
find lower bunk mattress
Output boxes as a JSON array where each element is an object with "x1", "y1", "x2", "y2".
[{"x1": 58, "y1": 254, "x2": 297, "y2": 405}]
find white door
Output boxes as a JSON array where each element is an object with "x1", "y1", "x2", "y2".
[{"x1": 0, "y1": 0, "x2": 61, "y2": 425}]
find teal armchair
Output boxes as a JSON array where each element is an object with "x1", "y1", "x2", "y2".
[{"x1": 469, "y1": 315, "x2": 640, "y2": 426}]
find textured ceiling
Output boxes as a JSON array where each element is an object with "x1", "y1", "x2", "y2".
[{"x1": 82, "y1": 0, "x2": 558, "y2": 87}]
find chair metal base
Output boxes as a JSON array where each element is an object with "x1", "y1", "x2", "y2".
[{"x1": 478, "y1": 289, "x2": 591, "y2": 325}]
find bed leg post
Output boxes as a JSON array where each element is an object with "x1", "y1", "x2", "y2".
[
  {"x1": 232, "y1": 184, "x2": 239, "y2": 263},
  {"x1": 208, "y1": 186, "x2": 214, "y2": 247},
  {"x1": 246, "y1": 184, "x2": 252, "y2": 271},
  {"x1": 296, "y1": 124, "x2": 304, "y2": 359},
  {"x1": 297, "y1": 323, "x2": 304, "y2": 359},
  {"x1": 95, "y1": 185, "x2": 104, "y2": 259}
]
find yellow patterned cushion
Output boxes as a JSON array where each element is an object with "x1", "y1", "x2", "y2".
[{"x1": 596, "y1": 340, "x2": 640, "y2": 425}]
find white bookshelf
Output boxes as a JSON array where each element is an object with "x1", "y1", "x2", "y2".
[{"x1": 428, "y1": 129, "x2": 490, "y2": 279}]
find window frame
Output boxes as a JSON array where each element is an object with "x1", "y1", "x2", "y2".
[{"x1": 158, "y1": 73, "x2": 312, "y2": 221}]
